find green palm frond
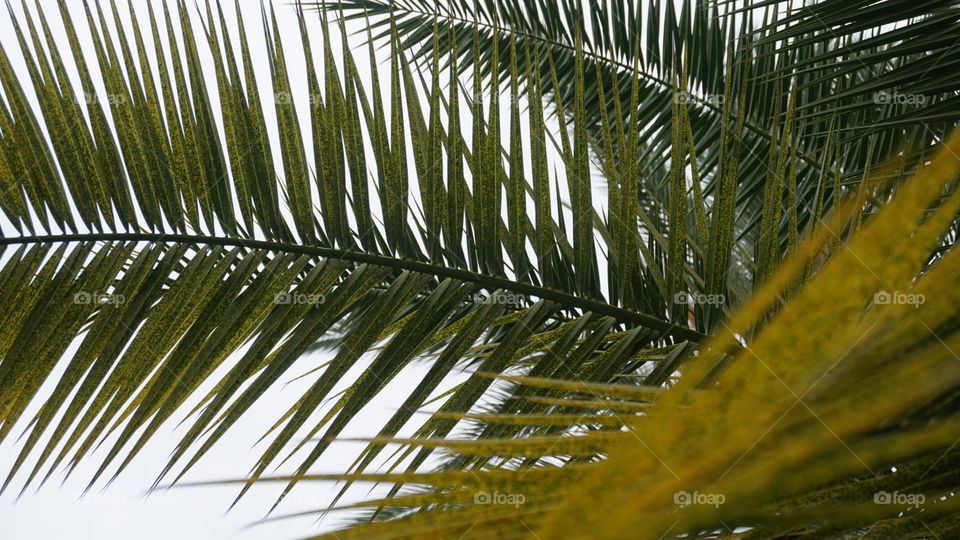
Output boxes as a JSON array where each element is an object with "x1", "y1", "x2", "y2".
[
  {"x1": 213, "y1": 127, "x2": 960, "y2": 539},
  {"x1": 744, "y1": 0, "x2": 960, "y2": 127},
  {"x1": 0, "y1": 0, "x2": 705, "y2": 510},
  {"x1": 310, "y1": 0, "x2": 957, "y2": 305},
  {"x1": 1, "y1": 0, "x2": 959, "y2": 538}
]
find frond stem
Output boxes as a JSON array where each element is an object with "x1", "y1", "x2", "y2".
[{"x1": 0, "y1": 232, "x2": 708, "y2": 342}]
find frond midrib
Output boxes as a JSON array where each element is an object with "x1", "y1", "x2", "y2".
[{"x1": 0, "y1": 232, "x2": 707, "y2": 342}]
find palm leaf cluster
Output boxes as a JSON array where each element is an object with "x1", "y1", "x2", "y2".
[
  {"x1": 305, "y1": 130, "x2": 960, "y2": 539},
  {"x1": 317, "y1": 0, "x2": 960, "y2": 290},
  {"x1": 0, "y1": 0, "x2": 958, "y2": 538},
  {"x1": 0, "y1": 0, "x2": 701, "y2": 508}
]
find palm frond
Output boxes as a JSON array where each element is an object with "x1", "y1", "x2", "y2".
[
  {"x1": 231, "y1": 126, "x2": 960, "y2": 539},
  {"x1": 1, "y1": 1, "x2": 959, "y2": 538},
  {"x1": 0, "y1": 0, "x2": 704, "y2": 512}
]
